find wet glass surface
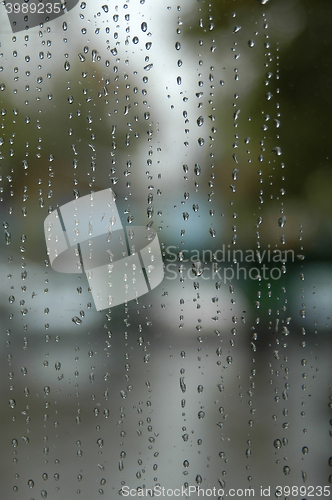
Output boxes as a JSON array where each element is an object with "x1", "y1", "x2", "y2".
[{"x1": 0, "y1": 0, "x2": 331, "y2": 498}]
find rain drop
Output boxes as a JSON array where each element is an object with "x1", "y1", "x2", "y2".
[
  {"x1": 197, "y1": 116, "x2": 204, "y2": 127},
  {"x1": 274, "y1": 439, "x2": 282, "y2": 449},
  {"x1": 72, "y1": 316, "x2": 82, "y2": 325},
  {"x1": 272, "y1": 146, "x2": 282, "y2": 156},
  {"x1": 194, "y1": 164, "x2": 201, "y2": 175},
  {"x1": 192, "y1": 262, "x2": 204, "y2": 277},
  {"x1": 278, "y1": 216, "x2": 287, "y2": 228},
  {"x1": 9, "y1": 399, "x2": 16, "y2": 409}
]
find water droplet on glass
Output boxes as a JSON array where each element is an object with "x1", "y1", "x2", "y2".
[
  {"x1": 192, "y1": 262, "x2": 204, "y2": 277},
  {"x1": 272, "y1": 146, "x2": 282, "y2": 156},
  {"x1": 147, "y1": 206, "x2": 154, "y2": 218},
  {"x1": 283, "y1": 466, "x2": 290, "y2": 475},
  {"x1": 234, "y1": 109, "x2": 241, "y2": 121},
  {"x1": 274, "y1": 439, "x2": 282, "y2": 449},
  {"x1": 9, "y1": 398, "x2": 16, "y2": 409},
  {"x1": 277, "y1": 218, "x2": 287, "y2": 233},
  {"x1": 72, "y1": 316, "x2": 82, "y2": 325},
  {"x1": 197, "y1": 116, "x2": 204, "y2": 127},
  {"x1": 64, "y1": 61, "x2": 70, "y2": 71},
  {"x1": 194, "y1": 164, "x2": 201, "y2": 175}
]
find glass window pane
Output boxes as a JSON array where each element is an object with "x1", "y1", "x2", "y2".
[{"x1": 0, "y1": 0, "x2": 331, "y2": 497}]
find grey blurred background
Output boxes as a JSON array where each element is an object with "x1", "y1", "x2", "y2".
[{"x1": 0, "y1": 0, "x2": 331, "y2": 498}]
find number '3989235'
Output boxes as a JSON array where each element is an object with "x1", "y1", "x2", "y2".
[
  {"x1": 5, "y1": 2, "x2": 62, "y2": 14},
  {"x1": 2, "y1": 0, "x2": 79, "y2": 33}
]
